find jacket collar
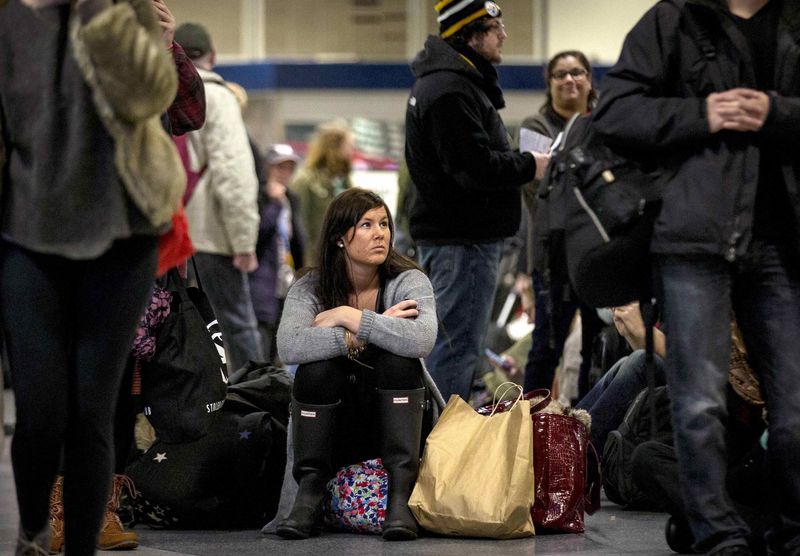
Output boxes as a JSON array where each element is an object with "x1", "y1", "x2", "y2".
[
  {"x1": 411, "y1": 35, "x2": 505, "y2": 109},
  {"x1": 411, "y1": 35, "x2": 482, "y2": 81}
]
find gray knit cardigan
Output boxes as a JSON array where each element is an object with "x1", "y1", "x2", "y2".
[{"x1": 277, "y1": 268, "x2": 438, "y2": 365}]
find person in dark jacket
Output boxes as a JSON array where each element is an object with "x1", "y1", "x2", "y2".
[
  {"x1": 405, "y1": 0, "x2": 549, "y2": 401},
  {"x1": 250, "y1": 144, "x2": 302, "y2": 364},
  {"x1": 593, "y1": 1, "x2": 800, "y2": 555}
]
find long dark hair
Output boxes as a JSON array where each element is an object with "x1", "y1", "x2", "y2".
[
  {"x1": 315, "y1": 188, "x2": 420, "y2": 310},
  {"x1": 540, "y1": 50, "x2": 598, "y2": 114}
]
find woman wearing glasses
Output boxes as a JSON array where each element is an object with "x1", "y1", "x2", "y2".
[{"x1": 516, "y1": 50, "x2": 605, "y2": 401}]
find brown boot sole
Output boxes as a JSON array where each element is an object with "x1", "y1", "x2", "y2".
[{"x1": 96, "y1": 539, "x2": 139, "y2": 550}]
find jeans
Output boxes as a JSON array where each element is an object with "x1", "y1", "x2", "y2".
[
  {"x1": 418, "y1": 242, "x2": 502, "y2": 401},
  {"x1": 192, "y1": 252, "x2": 264, "y2": 373},
  {"x1": 576, "y1": 349, "x2": 666, "y2": 455},
  {"x1": 656, "y1": 242, "x2": 800, "y2": 555},
  {"x1": 1, "y1": 236, "x2": 157, "y2": 553},
  {"x1": 524, "y1": 271, "x2": 605, "y2": 400}
]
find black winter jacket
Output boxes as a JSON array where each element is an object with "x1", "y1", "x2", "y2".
[
  {"x1": 593, "y1": 0, "x2": 800, "y2": 260},
  {"x1": 405, "y1": 35, "x2": 536, "y2": 244}
]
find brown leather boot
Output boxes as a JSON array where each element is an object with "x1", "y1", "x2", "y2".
[
  {"x1": 95, "y1": 475, "x2": 138, "y2": 551},
  {"x1": 48, "y1": 476, "x2": 64, "y2": 554}
]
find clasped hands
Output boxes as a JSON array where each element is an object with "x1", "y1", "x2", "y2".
[{"x1": 707, "y1": 88, "x2": 770, "y2": 133}]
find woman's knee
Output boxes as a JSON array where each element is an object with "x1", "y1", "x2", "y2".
[
  {"x1": 294, "y1": 359, "x2": 346, "y2": 404},
  {"x1": 372, "y1": 353, "x2": 423, "y2": 390}
]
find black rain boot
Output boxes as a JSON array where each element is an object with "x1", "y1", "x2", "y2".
[
  {"x1": 276, "y1": 399, "x2": 340, "y2": 540},
  {"x1": 378, "y1": 388, "x2": 425, "y2": 541}
]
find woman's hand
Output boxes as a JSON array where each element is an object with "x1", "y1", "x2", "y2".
[
  {"x1": 383, "y1": 299, "x2": 419, "y2": 319},
  {"x1": 613, "y1": 302, "x2": 645, "y2": 350},
  {"x1": 313, "y1": 306, "x2": 361, "y2": 330},
  {"x1": 151, "y1": 0, "x2": 176, "y2": 48}
]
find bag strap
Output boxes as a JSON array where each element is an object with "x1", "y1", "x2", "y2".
[
  {"x1": 525, "y1": 388, "x2": 553, "y2": 413},
  {"x1": 640, "y1": 299, "x2": 659, "y2": 439},
  {"x1": 584, "y1": 440, "x2": 602, "y2": 515},
  {"x1": 173, "y1": 134, "x2": 208, "y2": 205},
  {"x1": 166, "y1": 256, "x2": 206, "y2": 297},
  {"x1": 189, "y1": 256, "x2": 205, "y2": 292},
  {"x1": 490, "y1": 382, "x2": 523, "y2": 415},
  {"x1": 679, "y1": 1, "x2": 727, "y2": 90},
  {"x1": 166, "y1": 267, "x2": 189, "y2": 299},
  {"x1": 557, "y1": 112, "x2": 581, "y2": 156}
]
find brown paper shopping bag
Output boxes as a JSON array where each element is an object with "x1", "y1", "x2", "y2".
[{"x1": 408, "y1": 393, "x2": 535, "y2": 539}]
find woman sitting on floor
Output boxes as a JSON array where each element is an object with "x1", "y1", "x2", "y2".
[{"x1": 275, "y1": 188, "x2": 437, "y2": 541}]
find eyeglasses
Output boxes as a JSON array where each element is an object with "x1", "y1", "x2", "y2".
[
  {"x1": 482, "y1": 21, "x2": 506, "y2": 35},
  {"x1": 551, "y1": 68, "x2": 589, "y2": 81}
]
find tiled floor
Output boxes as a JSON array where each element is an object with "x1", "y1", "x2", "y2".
[{"x1": 1, "y1": 388, "x2": 676, "y2": 556}]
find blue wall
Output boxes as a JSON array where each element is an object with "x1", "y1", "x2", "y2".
[{"x1": 215, "y1": 61, "x2": 611, "y2": 91}]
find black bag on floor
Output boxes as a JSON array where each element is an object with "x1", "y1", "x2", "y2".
[
  {"x1": 602, "y1": 384, "x2": 672, "y2": 509},
  {"x1": 127, "y1": 365, "x2": 293, "y2": 529},
  {"x1": 141, "y1": 267, "x2": 228, "y2": 444}
]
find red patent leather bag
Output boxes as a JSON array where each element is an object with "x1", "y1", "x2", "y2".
[{"x1": 479, "y1": 388, "x2": 601, "y2": 533}]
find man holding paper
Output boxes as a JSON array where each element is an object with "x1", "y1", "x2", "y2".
[{"x1": 405, "y1": 0, "x2": 549, "y2": 402}]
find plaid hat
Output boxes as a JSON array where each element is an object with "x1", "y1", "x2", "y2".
[
  {"x1": 266, "y1": 144, "x2": 301, "y2": 166},
  {"x1": 174, "y1": 22, "x2": 213, "y2": 59},
  {"x1": 436, "y1": 0, "x2": 502, "y2": 39}
]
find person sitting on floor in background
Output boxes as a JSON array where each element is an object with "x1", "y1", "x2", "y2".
[
  {"x1": 275, "y1": 188, "x2": 437, "y2": 541},
  {"x1": 576, "y1": 301, "x2": 667, "y2": 456}
]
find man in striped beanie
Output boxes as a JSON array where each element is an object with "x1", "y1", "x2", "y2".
[{"x1": 405, "y1": 2, "x2": 549, "y2": 404}]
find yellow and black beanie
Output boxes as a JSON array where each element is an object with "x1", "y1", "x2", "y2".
[{"x1": 436, "y1": 0, "x2": 502, "y2": 39}]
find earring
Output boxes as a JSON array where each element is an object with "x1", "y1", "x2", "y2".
[{"x1": 337, "y1": 241, "x2": 344, "y2": 248}]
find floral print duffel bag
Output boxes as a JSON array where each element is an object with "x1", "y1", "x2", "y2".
[{"x1": 324, "y1": 458, "x2": 387, "y2": 534}]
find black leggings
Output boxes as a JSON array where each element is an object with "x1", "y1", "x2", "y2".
[
  {"x1": 293, "y1": 348, "x2": 423, "y2": 467},
  {"x1": 1, "y1": 236, "x2": 157, "y2": 554}
]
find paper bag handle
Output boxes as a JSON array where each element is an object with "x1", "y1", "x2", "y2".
[{"x1": 490, "y1": 382, "x2": 523, "y2": 416}]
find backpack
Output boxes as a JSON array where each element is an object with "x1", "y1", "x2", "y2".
[
  {"x1": 534, "y1": 114, "x2": 665, "y2": 309},
  {"x1": 534, "y1": 0, "x2": 722, "y2": 309},
  {"x1": 126, "y1": 365, "x2": 292, "y2": 529},
  {"x1": 602, "y1": 384, "x2": 673, "y2": 510}
]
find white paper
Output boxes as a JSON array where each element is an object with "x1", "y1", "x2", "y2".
[{"x1": 519, "y1": 128, "x2": 553, "y2": 154}]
